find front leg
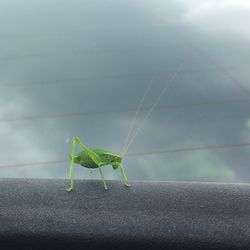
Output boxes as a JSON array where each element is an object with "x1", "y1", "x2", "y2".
[
  {"x1": 119, "y1": 163, "x2": 131, "y2": 187},
  {"x1": 66, "y1": 138, "x2": 76, "y2": 192}
]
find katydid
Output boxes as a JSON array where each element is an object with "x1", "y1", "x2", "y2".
[{"x1": 66, "y1": 64, "x2": 183, "y2": 192}]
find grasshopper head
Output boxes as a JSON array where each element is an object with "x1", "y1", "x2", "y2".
[
  {"x1": 106, "y1": 152, "x2": 122, "y2": 163},
  {"x1": 115, "y1": 154, "x2": 122, "y2": 162},
  {"x1": 111, "y1": 155, "x2": 122, "y2": 170}
]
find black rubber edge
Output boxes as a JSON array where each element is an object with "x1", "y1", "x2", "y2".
[{"x1": 1, "y1": 178, "x2": 250, "y2": 249}]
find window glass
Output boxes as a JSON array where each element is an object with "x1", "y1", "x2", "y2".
[{"x1": 1, "y1": 0, "x2": 250, "y2": 183}]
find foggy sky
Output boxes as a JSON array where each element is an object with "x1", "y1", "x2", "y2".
[{"x1": 0, "y1": 0, "x2": 250, "y2": 183}]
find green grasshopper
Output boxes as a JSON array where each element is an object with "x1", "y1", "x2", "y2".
[
  {"x1": 66, "y1": 136, "x2": 129, "y2": 192},
  {"x1": 66, "y1": 64, "x2": 182, "y2": 192}
]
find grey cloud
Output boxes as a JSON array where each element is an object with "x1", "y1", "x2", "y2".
[{"x1": 0, "y1": 0, "x2": 250, "y2": 183}]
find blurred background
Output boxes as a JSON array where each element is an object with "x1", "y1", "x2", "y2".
[{"x1": 0, "y1": 0, "x2": 250, "y2": 183}]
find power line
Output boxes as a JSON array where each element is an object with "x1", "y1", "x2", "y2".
[
  {"x1": 187, "y1": 42, "x2": 250, "y2": 97},
  {"x1": 126, "y1": 142, "x2": 250, "y2": 157},
  {"x1": 0, "y1": 67, "x2": 235, "y2": 88},
  {"x1": 0, "y1": 46, "x2": 147, "y2": 62},
  {"x1": 165, "y1": 24, "x2": 250, "y2": 98},
  {"x1": 0, "y1": 160, "x2": 68, "y2": 168},
  {"x1": 1, "y1": 142, "x2": 249, "y2": 169},
  {"x1": 0, "y1": 98, "x2": 249, "y2": 123}
]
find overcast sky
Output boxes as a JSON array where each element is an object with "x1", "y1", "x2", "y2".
[{"x1": 0, "y1": 0, "x2": 250, "y2": 184}]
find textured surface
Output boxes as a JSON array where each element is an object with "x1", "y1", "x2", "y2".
[{"x1": 1, "y1": 179, "x2": 250, "y2": 249}]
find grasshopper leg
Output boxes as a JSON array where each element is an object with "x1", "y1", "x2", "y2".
[
  {"x1": 119, "y1": 163, "x2": 131, "y2": 187},
  {"x1": 66, "y1": 137, "x2": 76, "y2": 192},
  {"x1": 98, "y1": 165, "x2": 108, "y2": 190}
]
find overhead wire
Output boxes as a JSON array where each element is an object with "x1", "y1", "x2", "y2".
[
  {"x1": 1, "y1": 142, "x2": 250, "y2": 169},
  {"x1": 164, "y1": 24, "x2": 250, "y2": 98},
  {"x1": 0, "y1": 67, "x2": 236, "y2": 88},
  {"x1": 0, "y1": 98, "x2": 249, "y2": 123}
]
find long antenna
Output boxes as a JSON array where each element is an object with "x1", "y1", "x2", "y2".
[
  {"x1": 121, "y1": 76, "x2": 156, "y2": 155},
  {"x1": 121, "y1": 63, "x2": 183, "y2": 158}
]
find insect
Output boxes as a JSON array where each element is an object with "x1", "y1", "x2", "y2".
[{"x1": 66, "y1": 64, "x2": 182, "y2": 192}]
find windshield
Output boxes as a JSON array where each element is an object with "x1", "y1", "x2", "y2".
[{"x1": 1, "y1": 0, "x2": 250, "y2": 183}]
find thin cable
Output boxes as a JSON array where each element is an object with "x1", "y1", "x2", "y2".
[
  {"x1": 0, "y1": 98, "x2": 249, "y2": 123},
  {"x1": 122, "y1": 63, "x2": 183, "y2": 158},
  {"x1": 126, "y1": 142, "x2": 250, "y2": 157},
  {"x1": 121, "y1": 76, "x2": 156, "y2": 155},
  {"x1": 1, "y1": 142, "x2": 250, "y2": 168},
  {"x1": 0, "y1": 159, "x2": 68, "y2": 168},
  {"x1": 188, "y1": 42, "x2": 250, "y2": 97},
  {"x1": 164, "y1": 24, "x2": 250, "y2": 97},
  {"x1": 0, "y1": 67, "x2": 233, "y2": 88}
]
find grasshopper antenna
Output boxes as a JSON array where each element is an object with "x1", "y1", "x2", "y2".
[
  {"x1": 121, "y1": 63, "x2": 183, "y2": 158},
  {"x1": 121, "y1": 76, "x2": 156, "y2": 156}
]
